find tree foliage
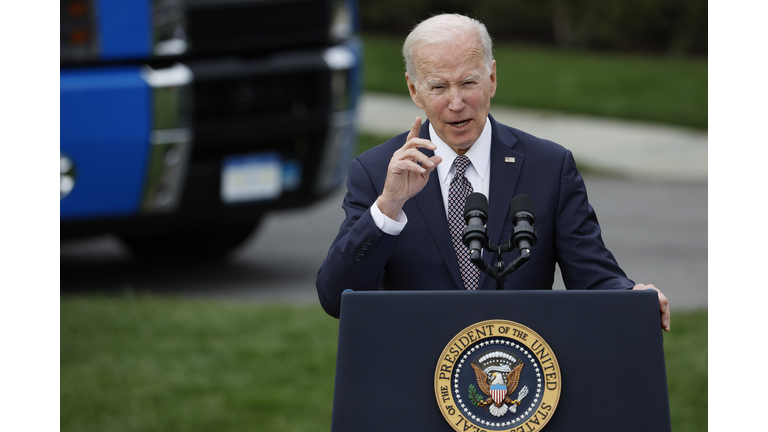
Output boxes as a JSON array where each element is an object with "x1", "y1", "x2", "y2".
[{"x1": 359, "y1": 0, "x2": 707, "y2": 56}]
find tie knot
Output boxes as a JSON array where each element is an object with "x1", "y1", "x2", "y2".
[{"x1": 454, "y1": 155, "x2": 471, "y2": 177}]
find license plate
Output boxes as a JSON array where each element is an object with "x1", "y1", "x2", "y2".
[{"x1": 221, "y1": 153, "x2": 282, "y2": 204}]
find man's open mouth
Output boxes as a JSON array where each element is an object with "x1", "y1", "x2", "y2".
[{"x1": 451, "y1": 120, "x2": 470, "y2": 128}]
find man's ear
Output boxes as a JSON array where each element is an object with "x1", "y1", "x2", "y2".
[
  {"x1": 489, "y1": 60, "x2": 497, "y2": 98},
  {"x1": 405, "y1": 73, "x2": 424, "y2": 109}
]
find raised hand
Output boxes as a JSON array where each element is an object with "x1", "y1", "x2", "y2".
[{"x1": 376, "y1": 116, "x2": 443, "y2": 219}]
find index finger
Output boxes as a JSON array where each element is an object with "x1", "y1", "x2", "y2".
[{"x1": 406, "y1": 116, "x2": 422, "y2": 142}]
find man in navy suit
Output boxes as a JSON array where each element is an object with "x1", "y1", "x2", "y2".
[{"x1": 315, "y1": 14, "x2": 670, "y2": 330}]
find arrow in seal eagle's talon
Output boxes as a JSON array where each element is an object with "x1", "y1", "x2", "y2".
[{"x1": 509, "y1": 386, "x2": 529, "y2": 413}]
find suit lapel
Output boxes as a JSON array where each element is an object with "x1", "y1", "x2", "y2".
[
  {"x1": 413, "y1": 120, "x2": 465, "y2": 290},
  {"x1": 482, "y1": 116, "x2": 524, "y2": 288}
]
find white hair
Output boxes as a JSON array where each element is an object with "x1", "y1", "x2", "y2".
[{"x1": 402, "y1": 14, "x2": 494, "y2": 88}]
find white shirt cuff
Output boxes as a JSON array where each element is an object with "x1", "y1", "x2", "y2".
[{"x1": 371, "y1": 200, "x2": 407, "y2": 235}]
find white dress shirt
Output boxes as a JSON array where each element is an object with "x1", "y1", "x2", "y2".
[{"x1": 371, "y1": 116, "x2": 492, "y2": 235}]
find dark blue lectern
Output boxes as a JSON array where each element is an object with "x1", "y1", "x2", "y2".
[{"x1": 330, "y1": 290, "x2": 671, "y2": 431}]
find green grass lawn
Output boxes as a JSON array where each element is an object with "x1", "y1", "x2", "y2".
[
  {"x1": 61, "y1": 297, "x2": 339, "y2": 432},
  {"x1": 61, "y1": 296, "x2": 707, "y2": 432},
  {"x1": 362, "y1": 34, "x2": 707, "y2": 130}
]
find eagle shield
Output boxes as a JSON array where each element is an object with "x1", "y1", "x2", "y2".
[{"x1": 490, "y1": 383, "x2": 506, "y2": 405}]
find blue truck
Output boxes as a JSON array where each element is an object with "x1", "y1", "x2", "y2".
[{"x1": 60, "y1": 0, "x2": 362, "y2": 256}]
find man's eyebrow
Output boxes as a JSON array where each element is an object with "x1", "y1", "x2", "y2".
[
  {"x1": 426, "y1": 79, "x2": 447, "y2": 87},
  {"x1": 426, "y1": 75, "x2": 479, "y2": 87}
]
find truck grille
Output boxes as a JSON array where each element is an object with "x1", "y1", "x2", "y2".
[
  {"x1": 187, "y1": 0, "x2": 330, "y2": 56},
  {"x1": 195, "y1": 71, "x2": 323, "y2": 122}
]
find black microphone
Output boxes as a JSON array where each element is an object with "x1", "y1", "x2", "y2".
[
  {"x1": 462, "y1": 193, "x2": 489, "y2": 260},
  {"x1": 509, "y1": 194, "x2": 537, "y2": 251}
]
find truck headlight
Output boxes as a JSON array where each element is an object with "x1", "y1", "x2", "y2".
[{"x1": 323, "y1": 46, "x2": 356, "y2": 111}]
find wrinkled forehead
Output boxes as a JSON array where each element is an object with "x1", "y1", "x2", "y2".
[{"x1": 412, "y1": 38, "x2": 486, "y2": 80}]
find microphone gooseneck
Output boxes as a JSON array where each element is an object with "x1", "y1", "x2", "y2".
[{"x1": 461, "y1": 193, "x2": 538, "y2": 290}]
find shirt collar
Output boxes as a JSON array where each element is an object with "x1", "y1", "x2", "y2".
[{"x1": 430, "y1": 116, "x2": 492, "y2": 184}]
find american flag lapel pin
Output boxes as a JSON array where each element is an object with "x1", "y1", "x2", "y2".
[{"x1": 505, "y1": 157, "x2": 516, "y2": 163}]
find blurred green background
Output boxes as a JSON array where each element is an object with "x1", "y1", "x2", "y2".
[
  {"x1": 359, "y1": 0, "x2": 707, "y2": 56},
  {"x1": 363, "y1": 34, "x2": 706, "y2": 129},
  {"x1": 359, "y1": 0, "x2": 707, "y2": 131},
  {"x1": 61, "y1": 1, "x2": 707, "y2": 431}
]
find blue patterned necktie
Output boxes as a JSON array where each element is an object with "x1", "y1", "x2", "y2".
[{"x1": 448, "y1": 155, "x2": 479, "y2": 290}]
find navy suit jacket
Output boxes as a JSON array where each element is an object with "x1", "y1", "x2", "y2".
[{"x1": 316, "y1": 115, "x2": 633, "y2": 318}]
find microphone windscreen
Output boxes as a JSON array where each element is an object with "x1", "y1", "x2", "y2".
[
  {"x1": 510, "y1": 194, "x2": 535, "y2": 216},
  {"x1": 463, "y1": 192, "x2": 489, "y2": 219}
]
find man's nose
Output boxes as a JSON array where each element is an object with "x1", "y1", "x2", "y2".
[{"x1": 447, "y1": 86, "x2": 465, "y2": 111}]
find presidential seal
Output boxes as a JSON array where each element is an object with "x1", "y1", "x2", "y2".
[{"x1": 435, "y1": 320, "x2": 561, "y2": 432}]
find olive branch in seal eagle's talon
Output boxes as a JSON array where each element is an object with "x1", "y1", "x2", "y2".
[{"x1": 468, "y1": 384, "x2": 487, "y2": 409}]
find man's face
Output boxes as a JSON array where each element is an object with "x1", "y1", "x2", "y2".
[{"x1": 406, "y1": 36, "x2": 497, "y2": 155}]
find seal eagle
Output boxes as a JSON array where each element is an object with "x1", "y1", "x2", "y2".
[{"x1": 471, "y1": 360, "x2": 524, "y2": 417}]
